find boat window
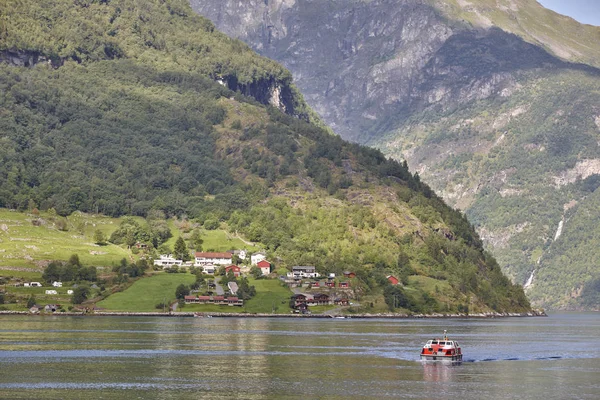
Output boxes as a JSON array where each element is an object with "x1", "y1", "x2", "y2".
[
  {"x1": 455, "y1": 342, "x2": 459, "y2": 346},
  {"x1": 431, "y1": 341, "x2": 438, "y2": 344},
  {"x1": 439, "y1": 341, "x2": 446, "y2": 345}
]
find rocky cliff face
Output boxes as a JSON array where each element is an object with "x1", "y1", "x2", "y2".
[
  {"x1": 0, "y1": 50, "x2": 63, "y2": 68},
  {"x1": 192, "y1": 0, "x2": 600, "y2": 310},
  {"x1": 192, "y1": 0, "x2": 457, "y2": 141}
]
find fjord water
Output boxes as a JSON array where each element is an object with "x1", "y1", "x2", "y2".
[{"x1": 0, "y1": 314, "x2": 598, "y2": 399}]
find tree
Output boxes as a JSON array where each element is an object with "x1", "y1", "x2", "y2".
[
  {"x1": 189, "y1": 229, "x2": 203, "y2": 251},
  {"x1": 27, "y1": 295, "x2": 37, "y2": 308},
  {"x1": 250, "y1": 266, "x2": 262, "y2": 279},
  {"x1": 173, "y1": 236, "x2": 190, "y2": 261},
  {"x1": 94, "y1": 229, "x2": 107, "y2": 245},
  {"x1": 0, "y1": 292, "x2": 4, "y2": 304},
  {"x1": 72, "y1": 286, "x2": 90, "y2": 304},
  {"x1": 175, "y1": 284, "x2": 189, "y2": 300},
  {"x1": 237, "y1": 277, "x2": 256, "y2": 300},
  {"x1": 383, "y1": 285, "x2": 410, "y2": 311}
]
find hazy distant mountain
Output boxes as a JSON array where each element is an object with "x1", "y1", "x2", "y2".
[{"x1": 192, "y1": 0, "x2": 600, "y2": 310}]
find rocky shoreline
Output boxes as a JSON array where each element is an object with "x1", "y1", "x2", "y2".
[{"x1": 0, "y1": 310, "x2": 548, "y2": 318}]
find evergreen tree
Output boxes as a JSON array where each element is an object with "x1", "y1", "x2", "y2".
[
  {"x1": 173, "y1": 237, "x2": 190, "y2": 261},
  {"x1": 94, "y1": 229, "x2": 107, "y2": 245}
]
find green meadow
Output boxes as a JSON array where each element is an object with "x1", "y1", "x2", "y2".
[
  {"x1": 199, "y1": 229, "x2": 260, "y2": 253},
  {"x1": 150, "y1": 276, "x2": 294, "y2": 314},
  {"x1": 0, "y1": 209, "x2": 130, "y2": 279},
  {"x1": 96, "y1": 273, "x2": 196, "y2": 312}
]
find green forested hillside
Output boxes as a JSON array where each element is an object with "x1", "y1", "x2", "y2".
[
  {"x1": 377, "y1": 67, "x2": 600, "y2": 309},
  {"x1": 0, "y1": 0, "x2": 530, "y2": 313}
]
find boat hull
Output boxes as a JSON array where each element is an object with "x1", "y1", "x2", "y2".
[{"x1": 420, "y1": 354, "x2": 462, "y2": 362}]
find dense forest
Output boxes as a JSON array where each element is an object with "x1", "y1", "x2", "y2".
[{"x1": 0, "y1": 0, "x2": 531, "y2": 313}]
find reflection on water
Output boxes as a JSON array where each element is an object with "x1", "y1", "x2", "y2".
[
  {"x1": 0, "y1": 313, "x2": 598, "y2": 399},
  {"x1": 422, "y1": 362, "x2": 460, "y2": 382}
]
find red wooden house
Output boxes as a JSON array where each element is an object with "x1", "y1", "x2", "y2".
[
  {"x1": 257, "y1": 260, "x2": 272, "y2": 275},
  {"x1": 225, "y1": 265, "x2": 241, "y2": 277}
]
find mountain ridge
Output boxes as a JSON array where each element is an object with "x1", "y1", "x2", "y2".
[{"x1": 192, "y1": 0, "x2": 600, "y2": 310}]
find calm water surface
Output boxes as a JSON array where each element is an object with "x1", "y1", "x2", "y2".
[{"x1": 0, "y1": 313, "x2": 599, "y2": 399}]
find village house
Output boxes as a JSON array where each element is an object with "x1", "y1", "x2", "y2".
[
  {"x1": 45, "y1": 290, "x2": 58, "y2": 295},
  {"x1": 153, "y1": 255, "x2": 183, "y2": 268},
  {"x1": 312, "y1": 293, "x2": 331, "y2": 306},
  {"x1": 287, "y1": 266, "x2": 320, "y2": 279},
  {"x1": 44, "y1": 304, "x2": 60, "y2": 312},
  {"x1": 257, "y1": 260, "x2": 272, "y2": 276},
  {"x1": 291, "y1": 293, "x2": 309, "y2": 311},
  {"x1": 387, "y1": 275, "x2": 400, "y2": 285},
  {"x1": 250, "y1": 252, "x2": 267, "y2": 265},
  {"x1": 228, "y1": 249, "x2": 247, "y2": 260},
  {"x1": 184, "y1": 295, "x2": 243, "y2": 306},
  {"x1": 52, "y1": 281, "x2": 63, "y2": 287},
  {"x1": 291, "y1": 293, "x2": 332, "y2": 309},
  {"x1": 334, "y1": 297, "x2": 350, "y2": 306},
  {"x1": 194, "y1": 252, "x2": 232, "y2": 267},
  {"x1": 202, "y1": 264, "x2": 217, "y2": 274},
  {"x1": 343, "y1": 271, "x2": 356, "y2": 279},
  {"x1": 339, "y1": 282, "x2": 349, "y2": 288},
  {"x1": 225, "y1": 265, "x2": 241, "y2": 277}
]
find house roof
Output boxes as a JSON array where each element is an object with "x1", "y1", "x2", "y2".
[
  {"x1": 225, "y1": 264, "x2": 240, "y2": 270},
  {"x1": 292, "y1": 266, "x2": 316, "y2": 271},
  {"x1": 257, "y1": 260, "x2": 271, "y2": 268},
  {"x1": 195, "y1": 252, "x2": 232, "y2": 259},
  {"x1": 227, "y1": 297, "x2": 239, "y2": 301},
  {"x1": 213, "y1": 296, "x2": 225, "y2": 301},
  {"x1": 184, "y1": 296, "x2": 196, "y2": 300},
  {"x1": 198, "y1": 296, "x2": 211, "y2": 300}
]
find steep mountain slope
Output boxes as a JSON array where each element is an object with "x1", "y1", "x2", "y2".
[
  {"x1": 0, "y1": 0, "x2": 531, "y2": 313},
  {"x1": 192, "y1": 0, "x2": 600, "y2": 309}
]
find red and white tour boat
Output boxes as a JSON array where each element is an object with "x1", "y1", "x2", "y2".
[{"x1": 420, "y1": 330, "x2": 462, "y2": 362}]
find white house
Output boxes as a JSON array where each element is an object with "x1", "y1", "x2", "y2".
[
  {"x1": 30, "y1": 282, "x2": 42, "y2": 287},
  {"x1": 201, "y1": 264, "x2": 217, "y2": 274},
  {"x1": 45, "y1": 290, "x2": 58, "y2": 295},
  {"x1": 52, "y1": 281, "x2": 63, "y2": 288},
  {"x1": 251, "y1": 252, "x2": 267, "y2": 265},
  {"x1": 153, "y1": 255, "x2": 183, "y2": 268},
  {"x1": 194, "y1": 252, "x2": 232, "y2": 267},
  {"x1": 67, "y1": 290, "x2": 74, "y2": 295},
  {"x1": 287, "y1": 266, "x2": 320, "y2": 279},
  {"x1": 229, "y1": 249, "x2": 247, "y2": 260}
]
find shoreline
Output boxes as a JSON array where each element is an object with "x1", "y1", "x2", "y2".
[{"x1": 0, "y1": 310, "x2": 548, "y2": 318}]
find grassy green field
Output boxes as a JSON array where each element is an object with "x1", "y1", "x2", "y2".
[
  {"x1": 242, "y1": 278, "x2": 293, "y2": 313},
  {"x1": 0, "y1": 209, "x2": 130, "y2": 279},
  {"x1": 200, "y1": 229, "x2": 260, "y2": 253},
  {"x1": 96, "y1": 273, "x2": 196, "y2": 311},
  {"x1": 177, "y1": 278, "x2": 293, "y2": 314}
]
